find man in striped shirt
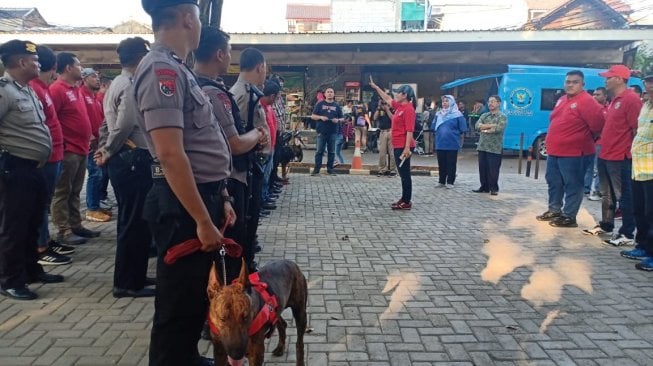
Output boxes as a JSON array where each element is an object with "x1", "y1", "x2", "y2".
[{"x1": 620, "y1": 75, "x2": 653, "y2": 271}]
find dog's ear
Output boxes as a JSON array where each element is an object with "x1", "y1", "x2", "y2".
[
  {"x1": 238, "y1": 258, "x2": 250, "y2": 288},
  {"x1": 207, "y1": 262, "x2": 222, "y2": 299}
]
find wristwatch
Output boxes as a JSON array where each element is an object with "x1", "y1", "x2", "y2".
[{"x1": 222, "y1": 196, "x2": 235, "y2": 205}]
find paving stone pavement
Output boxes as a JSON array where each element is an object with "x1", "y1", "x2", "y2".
[{"x1": 1, "y1": 170, "x2": 653, "y2": 366}]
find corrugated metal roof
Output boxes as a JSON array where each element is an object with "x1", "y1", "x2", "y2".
[{"x1": 286, "y1": 4, "x2": 331, "y2": 20}]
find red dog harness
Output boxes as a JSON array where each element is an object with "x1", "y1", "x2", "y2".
[
  {"x1": 163, "y1": 221, "x2": 242, "y2": 265},
  {"x1": 207, "y1": 272, "x2": 279, "y2": 337}
]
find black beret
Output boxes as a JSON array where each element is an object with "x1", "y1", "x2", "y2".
[
  {"x1": 0, "y1": 39, "x2": 37, "y2": 58},
  {"x1": 142, "y1": 0, "x2": 198, "y2": 15},
  {"x1": 117, "y1": 37, "x2": 150, "y2": 58}
]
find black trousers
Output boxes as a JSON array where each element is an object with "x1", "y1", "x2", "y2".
[
  {"x1": 246, "y1": 167, "x2": 264, "y2": 253},
  {"x1": 144, "y1": 180, "x2": 225, "y2": 366},
  {"x1": 478, "y1": 150, "x2": 502, "y2": 192},
  {"x1": 633, "y1": 180, "x2": 653, "y2": 256},
  {"x1": 393, "y1": 148, "x2": 412, "y2": 203},
  {"x1": 225, "y1": 178, "x2": 249, "y2": 282},
  {"x1": 0, "y1": 157, "x2": 46, "y2": 289},
  {"x1": 107, "y1": 149, "x2": 152, "y2": 290},
  {"x1": 437, "y1": 149, "x2": 459, "y2": 185}
]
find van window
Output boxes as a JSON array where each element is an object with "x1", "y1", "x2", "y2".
[{"x1": 541, "y1": 88, "x2": 564, "y2": 111}]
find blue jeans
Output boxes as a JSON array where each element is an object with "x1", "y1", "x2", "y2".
[
  {"x1": 38, "y1": 161, "x2": 62, "y2": 249},
  {"x1": 545, "y1": 155, "x2": 593, "y2": 219},
  {"x1": 334, "y1": 134, "x2": 345, "y2": 164},
  {"x1": 584, "y1": 145, "x2": 600, "y2": 193},
  {"x1": 314, "y1": 133, "x2": 336, "y2": 173},
  {"x1": 261, "y1": 152, "x2": 274, "y2": 202},
  {"x1": 86, "y1": 152, "x2": 103, "y2": 211},
  {"x1": 597, "y1": 158, "x2": 635, "y2": 236}
]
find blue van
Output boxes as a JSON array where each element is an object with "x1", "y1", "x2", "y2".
[{"x1": 441, "y1": 64, "x2": 644, "y2": 156}]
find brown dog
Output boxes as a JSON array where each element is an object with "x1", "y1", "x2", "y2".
[{"x1": 207, "y1": 259, "x2": 307, "y2": 366}]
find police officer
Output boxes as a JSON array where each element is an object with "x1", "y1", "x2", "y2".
[
  {"x1": 95, "y1": 37, "x2": 154, "y2": 298},
  {"x1": 136, "y1": 1, "x2": 234, "y2": 365},
  {"x1": 230, "y1": 47, "x2": 271, "y2": 270},
  {"x1": 0, "y1": 40, "x2": 62, "y2": 300},
  {"x1": 194, "y1": 27, "x2": 268, "y2": 279}
]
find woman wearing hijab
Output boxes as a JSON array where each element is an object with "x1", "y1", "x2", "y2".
[
  {"x1": 432, "y1": 95, "x2": 468, "y2": 188},
  {"x1": 369, "y1": 77, "x2": 416, "y2": 210}
]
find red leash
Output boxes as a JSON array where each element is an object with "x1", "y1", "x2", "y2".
[{"x1": 163, "y1": 220, "x2": 242, "y2": 265}]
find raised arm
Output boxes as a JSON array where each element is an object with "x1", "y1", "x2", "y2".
[{"x1": 369, "y1": 76, "x2": 393, "y2": 104}]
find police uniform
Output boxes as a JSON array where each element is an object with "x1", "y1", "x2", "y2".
[
  {"x1": 0, "y1": 40, "x2": 52, "y2": 299},
  {"x1": 230, "y1": 76, "x2": 270, "y2": 262},
  {"x1": 100, "y1": 37, "x2": 154, "y2": 295},
  {"x1": 197, "y1": 75, "x2": 248, "y2": 281},
  {"x1": 135, "y1": 1, "x2": 232, "y2": 363}
]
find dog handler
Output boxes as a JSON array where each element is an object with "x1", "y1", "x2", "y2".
[{"x1": 136, "y1": 1, "x2": 235, "y2": 364}]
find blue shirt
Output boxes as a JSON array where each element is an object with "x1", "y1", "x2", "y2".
[{"x1": 435, "y1": 116, "x2": 467, "y2": 150}]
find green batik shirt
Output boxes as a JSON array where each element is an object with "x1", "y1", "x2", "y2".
[{"x1": 475, "y1": 111, "x2": 507, "y2": 154}]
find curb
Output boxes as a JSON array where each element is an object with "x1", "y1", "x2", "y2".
[{"x1": 285, "y1": 162, "x2": 437, "y2": 176}]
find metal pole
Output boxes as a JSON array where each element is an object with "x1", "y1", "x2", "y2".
[
  {"x1": 518, "y1": 133, "x2": 524, "y2": 174},
  {"x1": 525, "y1": 147, "x2": 532, "y2": 177},
  {"x1": 534, "y1": 144, "x2": 540, "y2": 179}
]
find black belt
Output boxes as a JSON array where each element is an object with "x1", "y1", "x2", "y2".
[{"x1": 151, "y1": 163, "x2": 227, "y2": 191}]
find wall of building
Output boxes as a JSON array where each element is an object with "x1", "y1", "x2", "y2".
[{"x1": 331, "y1": 0, "x2": 397, "y2": 32}]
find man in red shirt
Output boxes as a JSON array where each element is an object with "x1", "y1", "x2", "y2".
[
  {"x1": 536, "y1": 70, "x2": 604, "y2": 227},
  {"x1": 259, "y1": 79, "x2": 280, "y2": 212},
  {"x1": 49, "y1": 52, "x2": 99, "y2": 244},
  {"x1": 28, "y1": 45, "x2": 74, "y2": 266},
  {"x1": 585, "y1": 65, "x2": 642, "y2": 245},
  {"x1": 79, "y1": 68, "x2": 111, "y2": 223}
]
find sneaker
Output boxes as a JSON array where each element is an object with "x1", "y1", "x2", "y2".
[
  {"x1": 536, "y1": 210, "x2": 561, "y2": 221},
  {"x1": 436, "y1": 183, "x2": 446, "y2": 188},
  {"x1": 604, "y1": 233, "x2": 634, "y2": 247},
  {"x1": 587, "y1": 192, "x2": 601, "y2": 201},
  {"x1": 445, "y1": 184, "x2": 454, "y2": 189},
  {"x1": 388, "y1": 172, "x2": 397, "y2": 177},
  {"x1": 57, "y1": 230, "x2": 87, "y2": 245},
  {"x1": 621, "y1": 248, "x2": 648, "y2": 260},
  {"x1": 392, "y1": 201, "x2": 412, "y2": 210},
  {"x1": 48, "y1": 240, "x2": 75, "y2": 255},
  {"x1": 582, "y1": 225, "x2": 609, "y2": 236},
  {"x1": 38, "y1": 248, "x2": 72, "y2": 266},
  {"x1": 635, "y1": 257, "x2": 653, "y2": 271},
  {"x1": 98, "y1": 208, "x2": 113, "y2": 216},
  {"x1": 72, "y1": 226, "x2": 101, "y2": 238},
  {"x1": 333, "y1": 162, "x2": 340, "y2": 167},
  {"x1": 85, "y1": 210, "x2": 111, "y2": 223},
  {"x1": 310, "y1": 171, "x2": 320, "y2": 177},
  {"x1": 377, "y1": 171, "x2": 386, "y2": 177},
  {"x1": 549, "y1": 216, "x2": 578, "y2": 227},
  {"x1": 391, "y1": 199, "x2": 403, "y2": 208}
]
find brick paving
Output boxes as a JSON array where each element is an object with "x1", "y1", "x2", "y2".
[{"x1": 1, "y1": 160, "x2": 653, "y2": 365}]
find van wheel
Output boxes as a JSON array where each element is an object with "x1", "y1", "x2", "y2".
[{"x1": 533, "y1": 136, "x2": 547, "y2": 159}]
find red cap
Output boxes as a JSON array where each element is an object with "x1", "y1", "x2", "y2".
[{"x1": 599, "y1": 64, "x2": 631, "y2": 79}]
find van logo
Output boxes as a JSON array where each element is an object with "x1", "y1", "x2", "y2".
[{"x1": 509, "y1": 88, "x2": 533, "y2": 110}]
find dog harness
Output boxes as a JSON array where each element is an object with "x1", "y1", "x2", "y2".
[{"x1": 208, "y1": 272, "x2": 279, "y2": 337}]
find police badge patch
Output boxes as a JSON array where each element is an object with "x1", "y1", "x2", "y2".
[{"x1": 159, "y1": 79, "x2": 176, "y2": 97}]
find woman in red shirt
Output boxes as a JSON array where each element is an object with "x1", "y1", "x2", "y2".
[{"x1": 370, "y1": 77, "x2": 416, "y2": 210}]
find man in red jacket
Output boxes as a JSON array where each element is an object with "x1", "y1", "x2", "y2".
[
  {"x1": 49, "y1": 52, "x2": 99, "y2": 244},
  {"x1": 536, "y1": 70, "x2": 605, "y2": 227},
  {"x1": 585, "y1": 65, "x2": 642, "y2": 246},
  {"x1": 28, "y1": 45, "x2": 74, "y2": 266},
  {"x1": 79, "y1": 68, "x2": 111, "y2": 223}
]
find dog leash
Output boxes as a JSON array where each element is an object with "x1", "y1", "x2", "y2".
[{"x1": 163, "y1": 221, "x2": 242, "y2": 266}]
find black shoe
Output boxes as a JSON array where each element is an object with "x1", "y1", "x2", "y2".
[
  {"x1": 273, "y1": 183, "x2": 283, "y2": 189},
  {"x1": 199, "y1": 356, "x2": 214, "y2": 366},
  {"x1": 261, "y1": 202, "x2": 276, "y2": 210},
  {"x1": 327, "y1": 170, "x2": 337, "y2": 176},
  {"x1": 490, "y1": 191, "x2": 498, "y2": 196},
  {"x1": 472, "y1": 188, "x2": 489, "y2": 193},
  {"x1": 144, "y1": 277, "x2": 157, "y2": 287},
  {"x1": 259, "y1": 209, "x2": 271, "y2": 215},
  {"x1": 376, "y1": 171, "x2": 385, "y2": 177},
  {"x1": 268, "y1": 194, "x2": 279, "y2": 199},
  {"x1": 112, "y1": 287, "x2": 155, "y2": 298},
  {"x1": 72, "y1": 227, "x2": 101, "y2": 238},
  {"x1": 0, "y1": 287, "x2": 37, "y2": 300},
  {"x1": 48, "y1": 240, "x2": 75, "y2": 255},
  {"x1": 536, "y1": 211, "x2": 561, "y2": 221},
  {"x1": 254, "y1": 245, "x2": 262, "y2": 253},
  {"x1": 247, "y1": 261, "x2": 259, "y2": 273},
  {"x1": 57, "y1": 231, "x2": 87, "y2": 245},
  {"x1": 265, "y1": 198, "x2": 277, "y2": 204},
  {"x1": 27, "y1": 272, "x2": 64, "y2": 284},
  {"x1": 549, "y1": 216, "x2": 578, "y2": 228},
  {"x1": 259, "y1": 211, "x2": 270, "y2": 218},
  {"x1": 271, "y1": 188, "x2": 282, "y2": 194}
]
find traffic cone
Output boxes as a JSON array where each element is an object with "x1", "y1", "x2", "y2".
[{"x1": 349, "y1": 138, "x2": 369, "y2": 175}]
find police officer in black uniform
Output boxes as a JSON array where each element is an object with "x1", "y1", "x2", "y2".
[
  {"x1": 194, "y1": 27, "x2": 268, "y2": 279},
  {"x1": 136, "y1": 1, "x2": 234, "y2": 365},
  {"x1": 0, "y1": 40, "x2": 63, "y2": 300}
]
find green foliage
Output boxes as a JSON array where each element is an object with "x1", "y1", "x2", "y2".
[{"x1": 635, "y1": 44, "x2": 653, "y2": 76}]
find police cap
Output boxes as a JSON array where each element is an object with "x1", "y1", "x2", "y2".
[
  {"x1": 0, "y1": 39, "x2": 37, "y2": 58},
  {"x1": 142, "y1": 0, "x2": 198, "y2": 15}
]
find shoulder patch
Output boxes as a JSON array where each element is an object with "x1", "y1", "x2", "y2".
[
  {"x1": 154, "y1": 68, "x2": 177, "y2": 98},
  {"x1": 216, "y1": 92, "x2": 233, "y2": 112}
]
